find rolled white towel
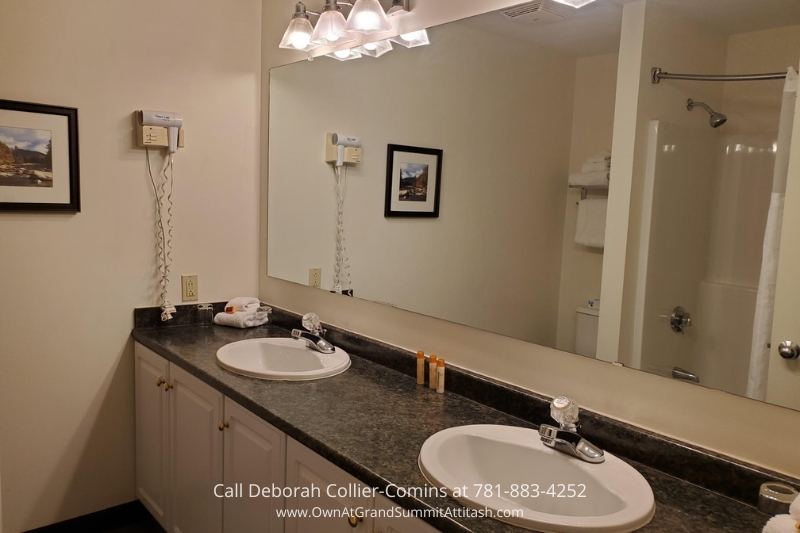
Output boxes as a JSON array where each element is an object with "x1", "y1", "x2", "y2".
[
  {"x1": 569, "y1": 171, "x2": 609, "y2": 188},
  {"x1": 791, "y1": 493, "x2": 800, "y2": 520},
  {"x1": 581, "y1": 160, "x2": 611, "y2": 173},
  {"x1": 214, "y1": 309, "x2": 269, "y2": 329},
  {"x1": 762, "y1": 514, "x2": 799, "y2": 533},
  {"x1": 225, "y1": 297, "x2": 260, "y2": 312}
]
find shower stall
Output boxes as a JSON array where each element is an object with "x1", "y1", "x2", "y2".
[{"x1": 632, "y1": 67, "x2": 797, "y2": 398}]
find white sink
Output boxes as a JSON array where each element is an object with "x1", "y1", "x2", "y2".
[
  {"x1": 216, "y1": 338, "x2": 350, "y2": 381},
  {"x1": 419, "y1": 425, "x2": 654, "y2": 533}
]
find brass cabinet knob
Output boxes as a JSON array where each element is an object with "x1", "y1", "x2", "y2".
[
  {"x1": 218, "y1": 421, "x2": 229, "y2": 431},
  {"x1": 347, "y1": 514, "x2": 363, "y2": 528},
  {"x1": 156, "y1": 378, "x2": 165, "y2": 387},
  {"x1": 163, "y1": 382, "x2": 173, "y2": 391}
]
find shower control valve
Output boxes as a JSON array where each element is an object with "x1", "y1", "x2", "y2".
[{"x1": 669, "y1": 306, "x2": 692, "y2": 334}]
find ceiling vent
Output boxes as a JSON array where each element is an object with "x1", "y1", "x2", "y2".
[{"x1": 500, "y1": 1, "x2": 575, "y2": 25}]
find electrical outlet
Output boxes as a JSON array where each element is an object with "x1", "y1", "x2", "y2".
[
  {"x1": 308, "y1": 268, "x2": 321, "y2": 288},
  {"x1": 181, "y1": 275, "x2": 198, "y2": 301}
]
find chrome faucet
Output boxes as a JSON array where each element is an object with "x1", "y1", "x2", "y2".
[
  {"x1": 291, "y1": 312, "x2": 335, "y2": 354},
  {"x1": 539, "y1": 396, "x2": 605, "y2": 464}
]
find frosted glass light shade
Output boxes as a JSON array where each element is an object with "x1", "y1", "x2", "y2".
[
  {"x1": 551, "y1": 0, "x2": 597, "y2": 7},
  {"x1": 345, "y1": 0, "x2": 392, "y2": 34},
  {"x1": 279, "y1": 17, "x2": 318, "y2": 51},
  {"x1": 312, "y1": 9, "x2": 353, "y2": 46},
  {"x1": 327, "y1": 49, "x2": 362, "y2": 61},
  {"x1": 354, "y1": 39, "x2": 392, "y2": 58},
  {"x1": 390, "y1": 28, "x2": 429, "y2": 48}
]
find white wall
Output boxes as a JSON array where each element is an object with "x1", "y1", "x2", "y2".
[
  {"x1": 555, "y1": 53, "x2": 618, "y2": 353},
  {"x1": 269, "y1": 23, "x2": 575, "y2": 345},
  {"x1": 0, "y1": 0, "x2": 261, "y2": 530},
  {"x1": 261, "y1": 0, "x2": 800, "y2": 478}
]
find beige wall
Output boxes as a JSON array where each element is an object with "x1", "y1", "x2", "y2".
[
  {"x1": 261, "y1": 0, "x2": 800, "y2": 478},
  {"x1": 723, "y1": 26, "x2": 800, "y2": 136},
  {"x1": 269, "y1": 23, "x2": 575, "y2": 345},
  {"x1": 555, "y1": 53, "x2": 618, "y2": 353},
  {"x1": 0, "y1": 0, "x2": 261, "y2": 530}
]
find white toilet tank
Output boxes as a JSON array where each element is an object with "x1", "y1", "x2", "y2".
[{"x1": 575, "y1": 307, "x2": 600, "y2": 358}]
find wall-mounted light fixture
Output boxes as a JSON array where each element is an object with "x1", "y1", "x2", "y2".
[
  {"x1": 551, "y1": 0, "x2": 598, "y2": 8},
  {"x1": 279, "y1": 3, "x2": 319, "y2": 51},
  {"x1": 345, "y1": 0, "x2": 393, "y2": 34},
  {"x1": 389, "y1": 28, "x2": 429, "y2": 48},
  {"x1": 353, "y1": 39, "x2": 393, "y2": 58},
  {"x1": 386, "y1": 0, "x2": 409, "y2": 16},
  {"x1": 280, "y1": 0, "x2": 429, "y2": 61},
  {"x1": 312, "y1": 0, "x2": 354, "y2": 46},
  {"x1": 327, "y1": 49, "x2": 363, "y2": 61}
]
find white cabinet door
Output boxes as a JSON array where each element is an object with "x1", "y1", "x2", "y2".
[
  {"x1": 373, "y1": 495, "x2": 440, "y2": 533},
  {"x1": 134, "y1": 343, "x2": 171, "y2": 532},
  {"x1": 285, "y1": 438, "x2": 374, "y2": 533},
  {"x1": 223, "y1": 398, "x2": 286, "y2": 533},
  {"x1": 169, "y1": 364, "x2": 224, "y2": 533}
]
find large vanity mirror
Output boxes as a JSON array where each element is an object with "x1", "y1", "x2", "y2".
[{"x1": 268, "y1": 0, "x2": 800, "y2": 410}]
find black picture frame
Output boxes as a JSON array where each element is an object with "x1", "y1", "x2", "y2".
[
  {"x1": 384, "y1": 144, "x2": 443, "y2": 218},
  {"x1": 0, "y1": 99, "x2": 80, "y2": 212}
]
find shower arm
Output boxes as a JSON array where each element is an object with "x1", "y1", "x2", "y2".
[
  {"x1": 652, "y1": 68, "x2": 788, "y2": 84},
  {"x1": 687, "y1": 100, "x2": 713, "y2": 114}
]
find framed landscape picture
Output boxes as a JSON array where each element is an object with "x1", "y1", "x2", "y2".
[
  {"x1": 0, "y1": 100, "x2": 80, "y2": 212},
  {"x1": 384, "y1": 144, "x2": 443, "y2": 218}
]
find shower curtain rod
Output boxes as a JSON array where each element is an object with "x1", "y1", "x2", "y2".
[{"x1": 651, "y1": 67, "x2": 788, "y2": 84}]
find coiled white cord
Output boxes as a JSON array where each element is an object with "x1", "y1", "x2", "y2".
[
  {"x1": 332, "y1": 164, "x2": 350, "y2": 292},
  {"x1": 164, "y1": 155, "x2": 175, "y2": 302},
  {"x1": 146, "y1": 148, "x2": 175, "y2": 321}
]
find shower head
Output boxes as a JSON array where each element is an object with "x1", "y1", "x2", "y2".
[{"x1": 687, "y1": 99, "x2": 727, "y2": 128}]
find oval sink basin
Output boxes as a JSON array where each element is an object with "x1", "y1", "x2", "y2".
[
  {"x1": 419, "y1": 425, "x2": 654, "y2": 533},
  {"x1": 216, "y1": 338, "x2": 350, "y2": 381}
]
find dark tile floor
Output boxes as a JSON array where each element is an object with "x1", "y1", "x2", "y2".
[{"x1": 25, "y1": 502, "x2": 164, "y2": 533}]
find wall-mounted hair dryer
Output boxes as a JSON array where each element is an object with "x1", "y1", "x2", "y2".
[
  {"x1": 137, "y1": 110, "x2": 183, "y2": 153},
  {"x1": 330, "y1": 133, "x2": 362, "y2": 167}
]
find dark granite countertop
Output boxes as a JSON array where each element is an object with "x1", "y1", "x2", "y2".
[{"x1": 132, "y1": 323, "x2": 771, "y2": 533}]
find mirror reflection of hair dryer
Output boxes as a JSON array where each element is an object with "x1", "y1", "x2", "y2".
[{"x1": 137, "y1": 110, "x2": 183, "y2": 153}]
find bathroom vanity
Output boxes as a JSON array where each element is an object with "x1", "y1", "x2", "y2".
[
  {"x1": 135, "y1": 340, "x2": 437, "y2": 533},
  {"x1": 132, "y1": 305, "x2": 794, "y2": 533}
]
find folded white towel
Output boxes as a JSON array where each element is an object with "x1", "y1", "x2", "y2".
[
  {"x1": 762, "y1": 514, "x2": 799, "y2": 533},
  {"x1": 591, "y1": 149, "x2": 611, "y2": 160},
  {"x1": 225, "y1": 297, "x2": 260, "y2": 312},
  {"x1": 586, "y1": 155, "x2": 611, "y2": 163},
  {"x1": 581, "y1": 160, "x2": 611, "y2": 173},
  {"x1": 791, "y1": 493, "x2": 800, "y2": 519},
  {"x1": 214, "y1": 309, "x2": 270, "y2": 329},
  {"x1": 575, "y1": 198, "x2": 607, "y2": 249},
  {"x1": 569, "y1": 171, "x2": 609, "y2": 188}
]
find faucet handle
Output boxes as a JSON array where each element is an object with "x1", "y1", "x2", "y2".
[
  {"x1": 551, "y1": 396, "x2": 580, "y2": 431},
  {"x1": 302, "y1": 312, "x2": 324, "y2": 335}
]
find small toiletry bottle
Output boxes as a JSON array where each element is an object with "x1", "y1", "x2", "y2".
[
  {"x1": 437, "y1": 359, "x2": 445, "y2": 394},
  {"x1": 429, "y1": 355, "x2": 438, "y2": 389},
  {"x1": 416, "y1": 351, "x2": 425, "y2": 385}
]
